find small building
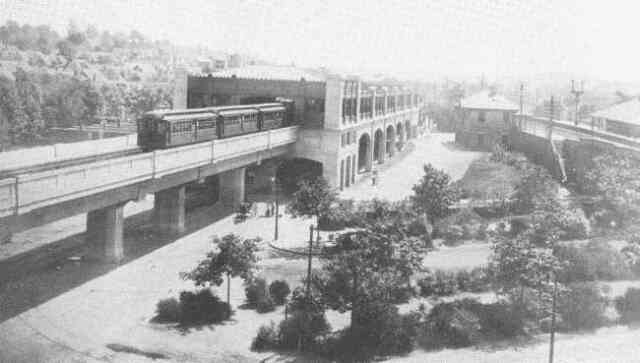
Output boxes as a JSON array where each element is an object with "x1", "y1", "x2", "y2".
[
  {"x1": 591, "y1": 98, "x2": 640, "y2": 138},
  {"x1": 455, "y1": 90, "x2": 518, "y2": 150}
]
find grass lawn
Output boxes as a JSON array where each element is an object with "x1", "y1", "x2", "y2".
[{"x1": 457, "y1": 155, "x2": 521, "y2": 201}]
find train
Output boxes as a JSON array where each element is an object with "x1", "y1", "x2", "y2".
[{"x1": 136, "y1": 99, "x2": 295, "y2": 151}]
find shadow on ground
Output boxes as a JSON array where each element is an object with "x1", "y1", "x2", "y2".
[{"x1": 0, "y1": 201, "x2": 234, "y2": 323}]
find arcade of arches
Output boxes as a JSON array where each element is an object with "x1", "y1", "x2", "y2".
[{"x1": 339, "y1": 120, "x2": 416, "y2": 190}]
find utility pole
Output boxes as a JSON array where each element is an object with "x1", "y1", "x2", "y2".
[
  {"x1": 549, "y1": 274, "x2": 558, "y2": 363},
  {"x1": 547, "y1": 96, "x2": 555, "y2": 140},
  {"x1": 306, "y1": 225, "x2": 314, "y2": 298},
  {"x1": 519, "y1": 83, "x2": 524, "y2": 130},
  {"x1": 570, "y1": 80, "x2": 584, "y2": 126}
]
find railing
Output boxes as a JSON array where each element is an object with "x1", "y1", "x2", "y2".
[
  {"x1": 0, "y1": 127, "x2": 299, "y2": 218},
  {"x1": 519, "y1": 116, "x2": 640, "y2": 149},
  {"x1": 0, "y1": 134, "x2": 139, "y2": 172}
]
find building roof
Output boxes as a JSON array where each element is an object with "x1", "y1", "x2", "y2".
[
  {"x1": 461, "y1": 91, "x2": 519, "y2": 111},
  {"x1": 591, "y1": 98, "x2": 640, "y2": 125},
  {"x1": 192, "y1": 65, "x2": 326, "y2": 83}
]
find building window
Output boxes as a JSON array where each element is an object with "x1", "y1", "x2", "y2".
[
  {"x1": 503, "y1": 112, "x2": 510, "y2": 124},
  {"x1": 478, "y1": 111, "x2": 486, "y2": 123},
  {"x1": 246, "y1": 171, "x2": 255, "y2": 185},
  {"x1": 340, "y1": 160, "x2": 344, "y2": 190},
  {"x1": 341, "y1": 133, "x2": 347, "y2": 147}
]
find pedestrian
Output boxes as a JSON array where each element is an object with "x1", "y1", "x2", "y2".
[{"x1": 371, "y1": 169, "x2": 378, "y2": 186}]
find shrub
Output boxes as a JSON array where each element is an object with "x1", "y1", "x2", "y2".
[
  {"x1": 442, "y1": 225, "x2": 465, "y2": 246},
  {"x1": 419, "y1": 299, "x2": 482, "y2": 349},
  {"x1": 269, "y1": 280, "x2": 291, "y2": 305},
  {"x1": 615, "y1": 288, "x2": 640, "y2": 324},
  {"x1": 478, "y1": 302, "x2": 524, "y2": 339},
  {"x1": 251, "y1": 322, "x2": 279, "y2": 351},
  {"x1": 418, "y1": 298, "x2": 524, "y2": 350},
  {"x1": 154, "y1": 297, "x2": 181, "y2": 323},
  {"x1": 256, "y1": 295, "x2": 276, "y2": 313},
  {"x1": 178, "y1": 289, "x2": 231, "y2": 326},
  {"x1": 557, "y1": 282, "x2": 609, "y2": 331},
  {"x1": 340, "y1": 301, "x2": 417, "y2": 361},
  {"x1": 245, "y1": 278, "x2": 269, "y2": 308},
  {"x1": 468, "y1": 267, "x2": 493, "y2": 292},
  {"x1": 555, "y1": 241, "x2": 632, "y2": 283},
  {"x1": 278, "y1": 310, "x2": 331, "y2": 350},
  {"x1": 418, "y1": 270, "x2": 458, "y2": 297}
]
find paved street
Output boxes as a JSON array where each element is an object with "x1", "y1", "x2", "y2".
[{"x1": 341, "y1": 132, "x2": 484, "y2": 201}]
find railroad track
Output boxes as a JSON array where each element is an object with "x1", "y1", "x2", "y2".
[{"x1": 0, "y1": 148, "x2": 142, "y2": 179}]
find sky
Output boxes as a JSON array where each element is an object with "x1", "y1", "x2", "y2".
[{"x1": 1, "y1": 0, "x2": 639, "y2": 82}]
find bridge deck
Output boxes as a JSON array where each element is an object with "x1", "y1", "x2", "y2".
[{"x1": 0, "y1": 127, "x2": 299, "y2": 222}]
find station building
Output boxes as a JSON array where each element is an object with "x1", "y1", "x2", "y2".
[
  {"x1": 173, "y1": 65, "x2": 428, "y2": 190},
  {"x1": 455, "y1": 90, "x2": 519, "y2": 150}
]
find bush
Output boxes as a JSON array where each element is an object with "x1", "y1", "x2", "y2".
[
  {"x1": 251, "y1": 322, "x2": 279, "y2": 351},
  {"x1": 154, "y1": 298, "x2": 181, "y2": 323},
  {"x1": 245, "y1": 278, "x2": 269, "y2": 307},
  {"x1": 478, "y1": 302, "x2": 525, "y2": 339},
  {"x1": 557, "y1": 282, "x2": 609, "y2": 331},
  {"x1": 615, "y1": 288, "x2": 640, "y2": 324},
  {"x1": 337, "y1": 301, "x2": 417, "y2": 361},
  {"x1": 179, "y1": 289, "x2": 232, "y2": 326},
  {"x1": 419, "y1": 299, "x2": 482, "y2": 349},
  {"x1": 555, "y1": 241, "x2": 632, "y2": 283},
  {"x1": 256, "y1": 295, "x2": 276, "y2": 313},
  {"x1": 269, "y1": 280, "x2": 291, "y2": 305},
  {"x1": 278, "y1": 310, "x2": 331, "y2": 350},
  {"x1": 441, "y1": 225, "x2": 465, "y2": 246},
  {"x1": 423, "y1": 268, "x2": 492, "y2": 294},
  {"x1": 418, "y1": 298, "x2": 524, "y2": 350},
  {"x1": 468, "y1": 267, "x2": 493, "y2": 292}
]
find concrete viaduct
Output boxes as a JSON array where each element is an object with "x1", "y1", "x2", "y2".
[{"x1": 0, "y1": 127, "x2": 298, "y2": 263}]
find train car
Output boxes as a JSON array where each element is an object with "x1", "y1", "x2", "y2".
[
  {"x1": 137, "y1": 111, "x2": 218, "y2": 151},
  {"x1": 137, "y1": 100, "x2": 296, "y2": 151},
  {"x1": 217, "y1": 107, "x2": 260, "y2": 137},
  {"x1": 258, "y1": 104, "x2": 286, "y2": 130}
]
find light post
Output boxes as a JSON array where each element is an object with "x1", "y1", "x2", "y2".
[{"x1": 271, "y1": 176, "x2": 279, "y2": 241}]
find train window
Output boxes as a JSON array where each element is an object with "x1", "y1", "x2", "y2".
[
  {"x1": 198, "y1": 119, "x2": 216, "y2": 129},
  {"x1": 172, "y1": 121, "x2": 193, "y2": 134}
]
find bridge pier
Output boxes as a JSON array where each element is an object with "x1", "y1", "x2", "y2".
[
  {"x1": 86, "y1": 203, "x2": 125, "y2": 263},
  {"x1": 220, "y1": 167, "x2": 246, "y2": 209},
  {"x1": 154, "y1": 185, "x2": 186, "y2": 234}
]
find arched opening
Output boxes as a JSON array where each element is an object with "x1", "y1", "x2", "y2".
[
  {"x1": 386, "y1": 125, "x2": 395, "y2": 157},
  {"x1": 373, "y1": 129, "x2": 384, "y2": 164},
  {"x1": 396, "y1": 123, "x2": 405, "y2": 150},
  {"x1": 276, "y1": 158, "x2": 323, "y2": 194},
  {"x1": 345, "y1": 155, "x2": 351, "y2": 187},
  {"x1": 405, "y1": 120, "x2": 412, "y2": 139},
  {"x1": 358, "y1": 133, "x2": 371, "y2": 172}
]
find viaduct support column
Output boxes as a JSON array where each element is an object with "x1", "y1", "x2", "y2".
[
  {"x1": 86, "y1": 203, "x2": 125, "y2": 263},
  {"x1": 220, "y1": 167, "x2": 246, "y2": 209},
  {"x1": 154, "y1": 185, "x2": 186, "y2": 234}
]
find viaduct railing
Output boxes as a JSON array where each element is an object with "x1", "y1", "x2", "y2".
[
  {"x1": 0, "y1": 127, "x2": 298, "y2": 218},
  {"x1": 0, "y1": 134, "x2": 139, "y2": 172},
  {"x1": 519, "y1": 116, "x2": 640, "y2": 149}
]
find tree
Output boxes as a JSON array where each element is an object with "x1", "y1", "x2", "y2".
[
  {"x1": 513, "y1": 163, "x2": 559, "y2": 214},
  {"x1": 14, "y1": 68, "x2": 43, "y2": 132},
  {"x1": 411, "y1": 163, "x2": 460, "y2": 232},
  {"x1": 287, "y1": 176, "x2": 338, "y2": 228},
  {"x1": 182, "y1": 234, "x2": 260, "y2": 305},
  {"x1": 582, "y1": 149, "x2": 640, "y2": 227},
  {"x1": 56, "y1": 40, "x2": 76, "y2": 69},
  {"x1": 318, "y1": 228, "x2": 425, "y2": 326}
]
